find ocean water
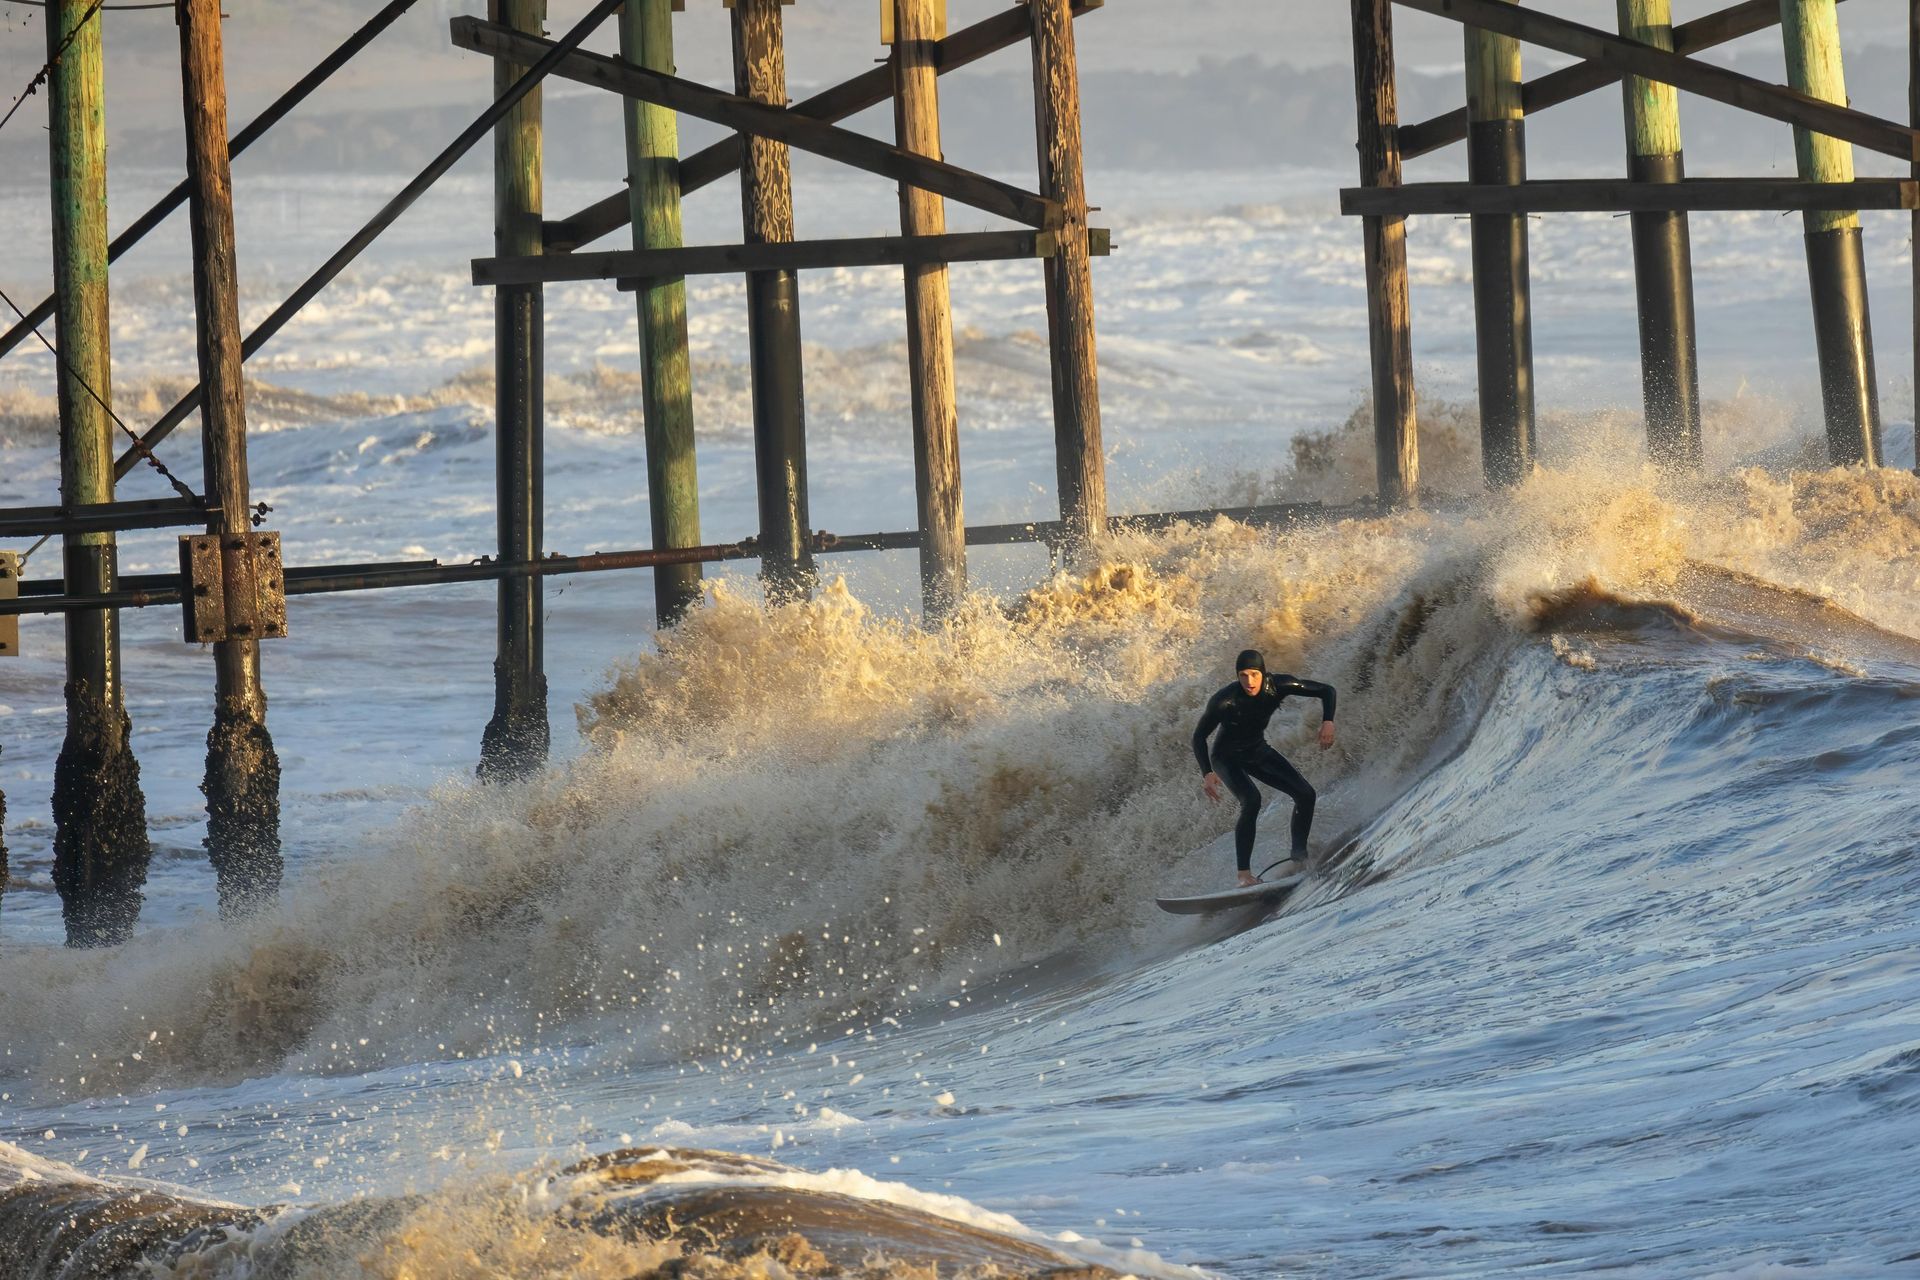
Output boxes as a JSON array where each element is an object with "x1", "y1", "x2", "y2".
[{"x1": 1, "y1": 162, "x2": 1919, "y2": 1276}]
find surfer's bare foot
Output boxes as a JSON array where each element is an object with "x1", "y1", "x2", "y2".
[{"x1": 1236, "y1": 871, "x2": 1260, "y2": 888}]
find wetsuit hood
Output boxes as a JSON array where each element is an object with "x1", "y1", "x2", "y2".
[{"x1": 1234, "y1": 648, "x2": 1264, "y2": 672}]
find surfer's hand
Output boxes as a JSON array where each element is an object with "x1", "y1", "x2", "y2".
[
  {"x1": 1202, "y1": 772, "x2": 1222, "y2": 802},
  {"x1": 1318, "y1": 721, "x2": 1335, "y2": 750}
]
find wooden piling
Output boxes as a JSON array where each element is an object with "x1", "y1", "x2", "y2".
[
  {"x1": 731, "y1": 0, "x2": 813, "y2": 603},
  {"x1": 1619, "y1": 0, "x2": 1703, "y2": 472},
  {"x1": 1350, "y1": 0, "x2": 1419, "y2": 508},
  {"x1": 1910, "y1": 0, "x2": 1918, "y2": 475},
  {"x1": 45, "y1": 0, "x2": 151, "y2": 946},
  {"x1": 620, "y1": 0, "x2": 703, "y2": 627},
  {"x1": 1464, "y1": 0, "x2": 1536, "y2": 488},
  {"x1": 1781, "y1": 0, "x2": 1881, "y2": 466},
  {"x1": 891, "y1": 0, "x2": 966, "y2": 616},
  {"x1": 1027, "y1": 0, "x2": 1106, "y2": 546},
  {"x1": 179, "y1": 0, "x2": 282, "y2": 914},
  {"x1": 479, "y1": 0, "x2": 550, "y2": 780}
]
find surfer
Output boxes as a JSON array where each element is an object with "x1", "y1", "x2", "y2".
[{"x1": 1193, "y1": 649, "x2": 1336, "y2": 887}]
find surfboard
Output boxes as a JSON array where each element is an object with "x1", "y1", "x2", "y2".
[{"x1": 1155, "y1": 871, "x2": 1304, "y2": 915}]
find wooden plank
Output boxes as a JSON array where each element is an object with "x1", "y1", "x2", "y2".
[
  {"x1": 1340, "y1": 177, "x2": 1920, "y2": 214},
  {"x1": 1398, "y1": 0, "x2": 1840, "y2": 160},
  {"x1": 895, "y1": 0, "x2": 966, "y2": 618},
  {"x1": 620, "y1": 0, "x2": 702, "y2": 627},
  {"x1": 544, "y1": 1, "x2": 1101, "y2": 253},
  {"x1": 477, "y1": 0, "x2": 550, "y2": 782},
  {"x1": 1393, "y1": 0, "x2": 1917, "y2": 161},
  {"x1": 0, "y1": 497, "x2": 213, "y2": 538},
  {"x1": 478, "y1": 229, "x2": 1070, "y2": 286},
  {"x1": 1350, "y1": 0, "x2": 1417, "y2": 509},
  {"x1": 1029, "y1": 0, "x2": 1106, "y2": 543},
  {"x1": 732, "y1": 0, "x2": 812, "y2": 604},
  {"x1": 450, "y1": 15, "x2": 1062, "y2": 228}
]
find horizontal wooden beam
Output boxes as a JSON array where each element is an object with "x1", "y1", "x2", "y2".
[
  {"x1": 450, "y1": 15, "x2": 1062, "y2": 228},
  {"x1": 0, "y1": 497, "x2": 218, "y2": 539},
  {"x1": 1340, "y1": 177, "x2": 1920, "y2": 215},
  {"x1": 473, "y1": 228, "x2": 1111, "y2": 287},
  {"x1": 1393, "y1": 0, "x2": 1917, "y2": 161},
  {"x1": 545, "y1": 0, "x2": 1103, "y2": 253},
  {"x1": 1398, "y1": 0, "x2": 1843, "y2": 160}
]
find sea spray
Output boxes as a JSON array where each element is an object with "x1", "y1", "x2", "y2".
[{"x1": 2, "y1": 462, "x2": 1918, "y2": 1094}]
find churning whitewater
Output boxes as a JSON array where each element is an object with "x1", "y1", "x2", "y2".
[
  {"x1": 5, "y1": 451, "x2": 1920, "y2": 1274},
  {"x1": 5, "y1": 150, "x2": 1920, "y2": 1274}
]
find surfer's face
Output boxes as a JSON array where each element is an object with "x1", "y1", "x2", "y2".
[{"x1": 1238, "y1": 668, "x2": 1263, "y2": 695}]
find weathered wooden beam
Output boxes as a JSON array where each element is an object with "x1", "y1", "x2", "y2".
[
  {"x1": 621, "y1": 0, "x2": 702, "y2": 628},
  {"x1": 1340, "y1": 177, "x2": 1920, "y2": 214},
  {"x1": 733, "y1": 0, "x2": 812, "y2": 603},
  {"x1": 180, "y1": 0, "x2": 284, "y2": 915},
  {"x1": 1784, "y1": 0, "x2": 1881, "y2": 466},
  {"x1": 449, "y1": 15, "x2": 1061, "y2": 229},
  {"x1": 1620, "y1": 0, "x2": 1703, "y2": 473},
  {"x1": 476, "y1": 229, "x2": 1096, "y2": 286},
  {"x1": 478, "y1": 0, "x2": 550, "y2": 783},
  {"x1": 544, "y1": 0, "x2": 1103, "y2": 253},
  {"x1": 1029, "y1": 0, "x2": 1107, "y2": 544},
  {"x1": 894, "y1": 0, "x2": 966, "y2": 619},
  {"x1": 1351, "y1": 0, "x2": 1418, "y2": 510},
  {"x1": 45, "y1": 0, "x2": 151, "y2": 948},
  {"x1": 1398, "y1": 0, "x2": 1845, "y2": 160},
  {"x1": 0, "y1": 497, "x2": 215, "y2": 538},
  {"x1": 1463, "y1": 0, "x2": 1534, "y2": 490},
  {"x1": 1393, "y1": 0, "x2": 1918, "y2": 161}
]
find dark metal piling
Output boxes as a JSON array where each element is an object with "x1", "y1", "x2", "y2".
[
  {"x1": 1619, "y1": 0, "x2": 1704, "y2": 471},
  {"x1": 1350, "y1": 0, "x2": 1419, "y2": 508},
  {"x1": 892, "y1": 0, "x2": 967, "y2": 616},
  {"x1": 46, "y1": 0, "x2": 151, "y2": 947},
  {"x1": 621, "y1": 0, "x2": 703, "y2": 627},
  {"x1": 479, "y1": 0, "x2": 551, "y2": 780},
  {"x1": 1028, "y1": 0, "x2": 1107, "y2": 545},
  {"x1": 1464, "y1": 0, "x2": 1536, "y2": 488},
  {"x1": 1782, "y1": 0, "x2": 1881, "y2": 466}
]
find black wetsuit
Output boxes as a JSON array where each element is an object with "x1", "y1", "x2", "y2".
[{"x1": 1191, "y1": 673, "x2": 1336, "y2": 871}]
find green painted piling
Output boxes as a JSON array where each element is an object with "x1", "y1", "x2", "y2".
[
  {"x1": 1464, "y1": 0, "x2": 1536, "y2": 488},
  {"x1": 479, "y1": 0, "x2": 551, "y2": 780},
  {"x1": 1619, "y1": 0, "x2": 1703, "y2": 471},
  {"x1": 1781, "y1": 0, "x2": 1881, "y2": 465},
  {"x1": 620, "y1": 0, "x2": 703, "y2": 627},
  {"x1": 46, "y1": 0, "x2": 151, "y2": 947}
]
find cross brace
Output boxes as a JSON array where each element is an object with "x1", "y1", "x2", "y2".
[
  {"x1": 546, "y1": 0, "x2": 1104, "y2": 252},
  {"x1": 472, "y1": 228, "x2": 1112, "y2": 288},
  {"x1": 1397, "y1": 0, "x2": 1849, "y2": 161},
  {"x1": 1394, "y1": 0, "x2": 1917, "y2": 162},
  {"x1": 449, "y1": 16, "x2": 1063, "y2": 228}
]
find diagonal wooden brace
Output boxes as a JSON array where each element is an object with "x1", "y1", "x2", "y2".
[
  {"x1": 1398, "y1": 0, "x2": 1850, "y2": 160},
  {"x1": 545, "y1": 0, "x2": 1103, "y2": 252},
  {"x1": 449, "y1": 15, "x2": 1063, "y2": 228},
  {"x1": 1393, "y1": 0, "x2": 1918, "y2": 162}
]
